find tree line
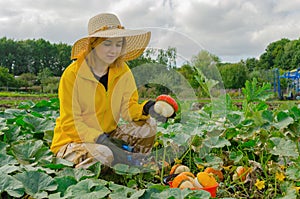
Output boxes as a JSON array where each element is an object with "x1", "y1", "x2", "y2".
[
  {"x1": 0, "y1": 36, "x2": 299, "y2": 95},
  {"x1": 0, "y1": 37, "x2": 71, "y2": 76}
]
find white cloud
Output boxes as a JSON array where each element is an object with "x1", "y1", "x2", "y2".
[{"x1": 0, "y1": 0, "x2": 299, "y2": 63}]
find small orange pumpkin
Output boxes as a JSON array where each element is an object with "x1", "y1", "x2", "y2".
[
  {"x1": 195, "y1": 172, "x2": 218, "y2": 188},
  {"x1": 172, "y1": 173, "x2": 195, "y2": 189},
  {"x1": 233, "y1": 166, "x2": 251, "y2": 182},
  {"x1": 204, "y1": 167, "x2": 224, "y2": 181},
  {"x1": 170, "y1": 164, "x2": 190, "y2": 175},
  {"x1": 179, "y1": 171, "x2": 195, "y2": 181}
]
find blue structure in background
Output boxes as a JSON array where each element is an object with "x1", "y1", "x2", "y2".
[{"x1": 274, "y1": 68, "x2": 300, "y2": 100}]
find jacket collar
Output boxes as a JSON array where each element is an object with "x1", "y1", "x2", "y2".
[{"x1": 77, "y1": 59, "x2": 126, "y2": 82}]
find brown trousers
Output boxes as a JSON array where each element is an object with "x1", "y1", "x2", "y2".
[{"x1": 56, "y1": 118, "x2": 157, "y2": 168}]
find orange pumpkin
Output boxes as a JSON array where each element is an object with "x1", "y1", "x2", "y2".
[
  {"x1": 195, "y1": 172, "x2": 218, "y2": 187},
  {"x1": 233, "y1": 166, "x2": 251, "y2": 182},
  {"x1": 179, "y1": 171, "x2": 195, "y2": 181},
  {"x1": 170, "y1": 164, "x2": 190, "y2": 175},
  {"x1": 172, "y1": 173, "x2": 195, "y2": 189},
  {"x1": 204, "y1": 167, "x2": 224, "y2": 181}
]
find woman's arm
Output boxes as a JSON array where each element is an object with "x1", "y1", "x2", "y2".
[
  {"x1": 58, "y1": 65, "x2": 103, "y2": 143},
  {"x1": 119, "y1": 67, "x2": 149, "y2": 121}
]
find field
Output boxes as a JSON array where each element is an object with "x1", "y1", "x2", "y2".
[
  {"x1": 0, "y1": 92, "x2": 57, "y2": 110},
  {"x1": 0, "y1": 80, "x2": 300, "y2": 199}
]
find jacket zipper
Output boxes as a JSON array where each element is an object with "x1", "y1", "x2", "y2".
[{"x1": 101, "y1": 75, "x2": 117, "y2": 133}]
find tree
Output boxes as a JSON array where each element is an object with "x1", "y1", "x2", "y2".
[
  {"x1": 156, "y1": 47, "x2": 177, "y2": 69},
  {"x1": 53, "y1": 42, "x2": 72, "y2": 76},
  {"x1": 247, "y1": 69, "x2": 273, "y2": 86},
  {"x1": 127, "y1": 47, "x2": 177, "y2": 69},
  {"x1": 0, "y1": 37, "x2": 72, "y2": 76},
  {"x1": 128, "y1": 47, "x2": 178, "y2": 96},
  {"x1": 37, "y1": 68, "x2": 55, "y2": 93},
  {"x1": 16, "y1": 73, "x2": 37, "y2": 90},
  {"x1": 177, "y1": 63, "x2": 199, "y2": 89},
  {"x1": 127, "y1": 48, "x2": 156, "y2": 69},
  {"x1": 219, "y1": 62, "x2": 248, "y2": 89},
  {"x1": 245, "y1": 58, "x2": 259, "y2": 72},
  {"x1": 0, "y1": 66, "x2": 16, "y2": 89},
  {"x1": 259, "y1": 38, "x2": 290, "y2": 70},
  {"x1": 281, "y1": 39, "x2": 300, "y2": 70}
]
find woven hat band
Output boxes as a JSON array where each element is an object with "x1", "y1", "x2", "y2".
[{"x1": 90, "y1": 25, "x2": 125, "y2": 35}]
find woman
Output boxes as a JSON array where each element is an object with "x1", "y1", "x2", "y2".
[{"x1": 50, "y1": 13, "x2": 175, "y2": 168}]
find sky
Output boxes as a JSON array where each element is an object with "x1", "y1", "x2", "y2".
[{"x1": 1, "y1": 0, "x2": 300, "y2": 64}]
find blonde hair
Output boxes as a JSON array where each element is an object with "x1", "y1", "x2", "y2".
[{"x1": 77, "y1": 37, "x2": 126, "y2": 68}]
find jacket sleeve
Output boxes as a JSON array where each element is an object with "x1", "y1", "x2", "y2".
[
  {"x1": 120, "y1": 64, "x2": 150, "y2": 121},
  {"x1": 58, "y1": 64, "x2": 102, "y2": 143}
]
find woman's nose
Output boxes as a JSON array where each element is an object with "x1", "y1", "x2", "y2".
[
  {"x1": 109, "y1": 45, "x2": 120, "y2": 53},
  {"x1": 108, "y1": 45, "x2": 115, "y2": 52}
]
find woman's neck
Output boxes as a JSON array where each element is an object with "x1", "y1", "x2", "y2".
[{"x1": 88, "y1": 56, "x2": 109, "y2": 77}]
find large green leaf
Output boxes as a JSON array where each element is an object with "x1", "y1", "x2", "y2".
[
  {"x1": 57, "y1": 167, "x2": 95, "y2": 181},
  {"x1": 250, "y1": 110, "x2": 266, "y2": 127},
  {"x1": 227, "y1": 112, "x2": 243, "y2": 126},
  {"x1": 289, "y1": 106, "x2": 300, "y2": 121},
  {"x1": 0, "y1": 118, "x2": 8, "y2": 136},
  {"x1": 11, "y1": 139, "x2": 51, "y2": 164},
  {"x1": 64, "y1": 178, "x2": 110, "y2": 199},
  {"x1": 274, "y1": 111, "x2": 294, "y2": 130},
  {"x1": 31, "y1": 98, "x2": 60, "y2": 112},
  {"x1": 203, "y1": 136, "x2": 231, "y2": 148},
  {"x1": 54, "y1": 176, "x2": 77, "y2": 196},
  {"x1": 108, "y1": 181, "x2": 135, "y2": 192},
  {"x1": 149, "y1": 187, "x2": 211, "y2": 199},
  {"x1": 0, "y1": 173, "x2": 24, "y2": 198},
  {"x1": 286, "y1": 165, "x2": 300, "y2": 181},
  {"x1": 3, "y1": 108, "x2": 27, "y2": 119},
  {"x1": 22, "y1": 114, "x2": 54, "y2": 133},
  {"x1": 17, "y1": 100, "x2": 36, "y2": 109},
  {"x1": 0, "y1": 153, "x2": 18, "y2": 166},
  {"x1": 171, "y1": 132, "x2": 191, "y2": 146},
  {"x1": 269, "y1": 137, "x2": 299, "y2": 157},
  {"x1": 14, "y1": 170, "x2": 57, "y2": 199},
  {"x1": 48, "y1": 192, "x2": 63, "y2": 199},
  {"x1": 3, "y1": 125, "x2": 22, "y2": 143},
  {"x1": 229, "y1": 151, "x2": 243, "y2": 164},
  {"x1": 109, "y1": 187, "x2": 145, "y2": 199},
  {"x1": 262, "y1": 109, "x2": 274, "y2": 122},
  {"x1": 0, "y1": 141, "x2": 8, "y2": 153},
  {"x1": 0, "y1": 164, "x2": 19, "y2": 174},
  {"x1": 19, "y1": 164, "x2": 57, "y2": 175},
  {"x1": 204, "y1": 155, "x2": 223, "y2": 167},
  {"x1": 113, "y1": 164, "x2": 140, "y2": 176},
  {"x1": 42, "y1": 157, "x2": 74, "y2": 170}
]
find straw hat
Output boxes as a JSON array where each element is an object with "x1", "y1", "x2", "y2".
[{"x1": 71, "y1": 13, "x2": 151, "y2": 61}]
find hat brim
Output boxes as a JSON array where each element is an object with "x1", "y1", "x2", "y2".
[{"x1": 71, "y1": 29, "x2": 151, "y2": 61}]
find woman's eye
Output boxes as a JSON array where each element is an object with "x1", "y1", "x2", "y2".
[
  {"x1": 102, "y1": 41, "x2": 122, "y2": 47},
  {"x1": 103, "y1": 42, "x2": 111, "y2": 46}
]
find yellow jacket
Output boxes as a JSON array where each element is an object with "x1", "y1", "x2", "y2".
[{"x1": 50, "y1": 59, "x2": 149, "y2": 154}]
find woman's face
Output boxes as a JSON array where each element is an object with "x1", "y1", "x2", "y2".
[{"x1": 93, "y1": 37, "x2": 124, "y2": 65}]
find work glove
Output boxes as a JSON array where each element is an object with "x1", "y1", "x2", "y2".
[
  {"x1": 143, "y1": 95, "x2": 178, "y2": 123},
  {"x1": 96, "y1": 133, "x2": 141, "y2": 166}
]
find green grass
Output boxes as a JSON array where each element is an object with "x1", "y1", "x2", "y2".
[
  {"x1": 0, "y1": 91, "x2": 57, "y2": 98},
  {"x1": 0, "y1": 91, "x2": 58, "y2": 110}
]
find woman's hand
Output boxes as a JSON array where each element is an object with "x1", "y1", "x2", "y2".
[{"x1": 143, "y1": 95, "x2": 178, "y2": 122}]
